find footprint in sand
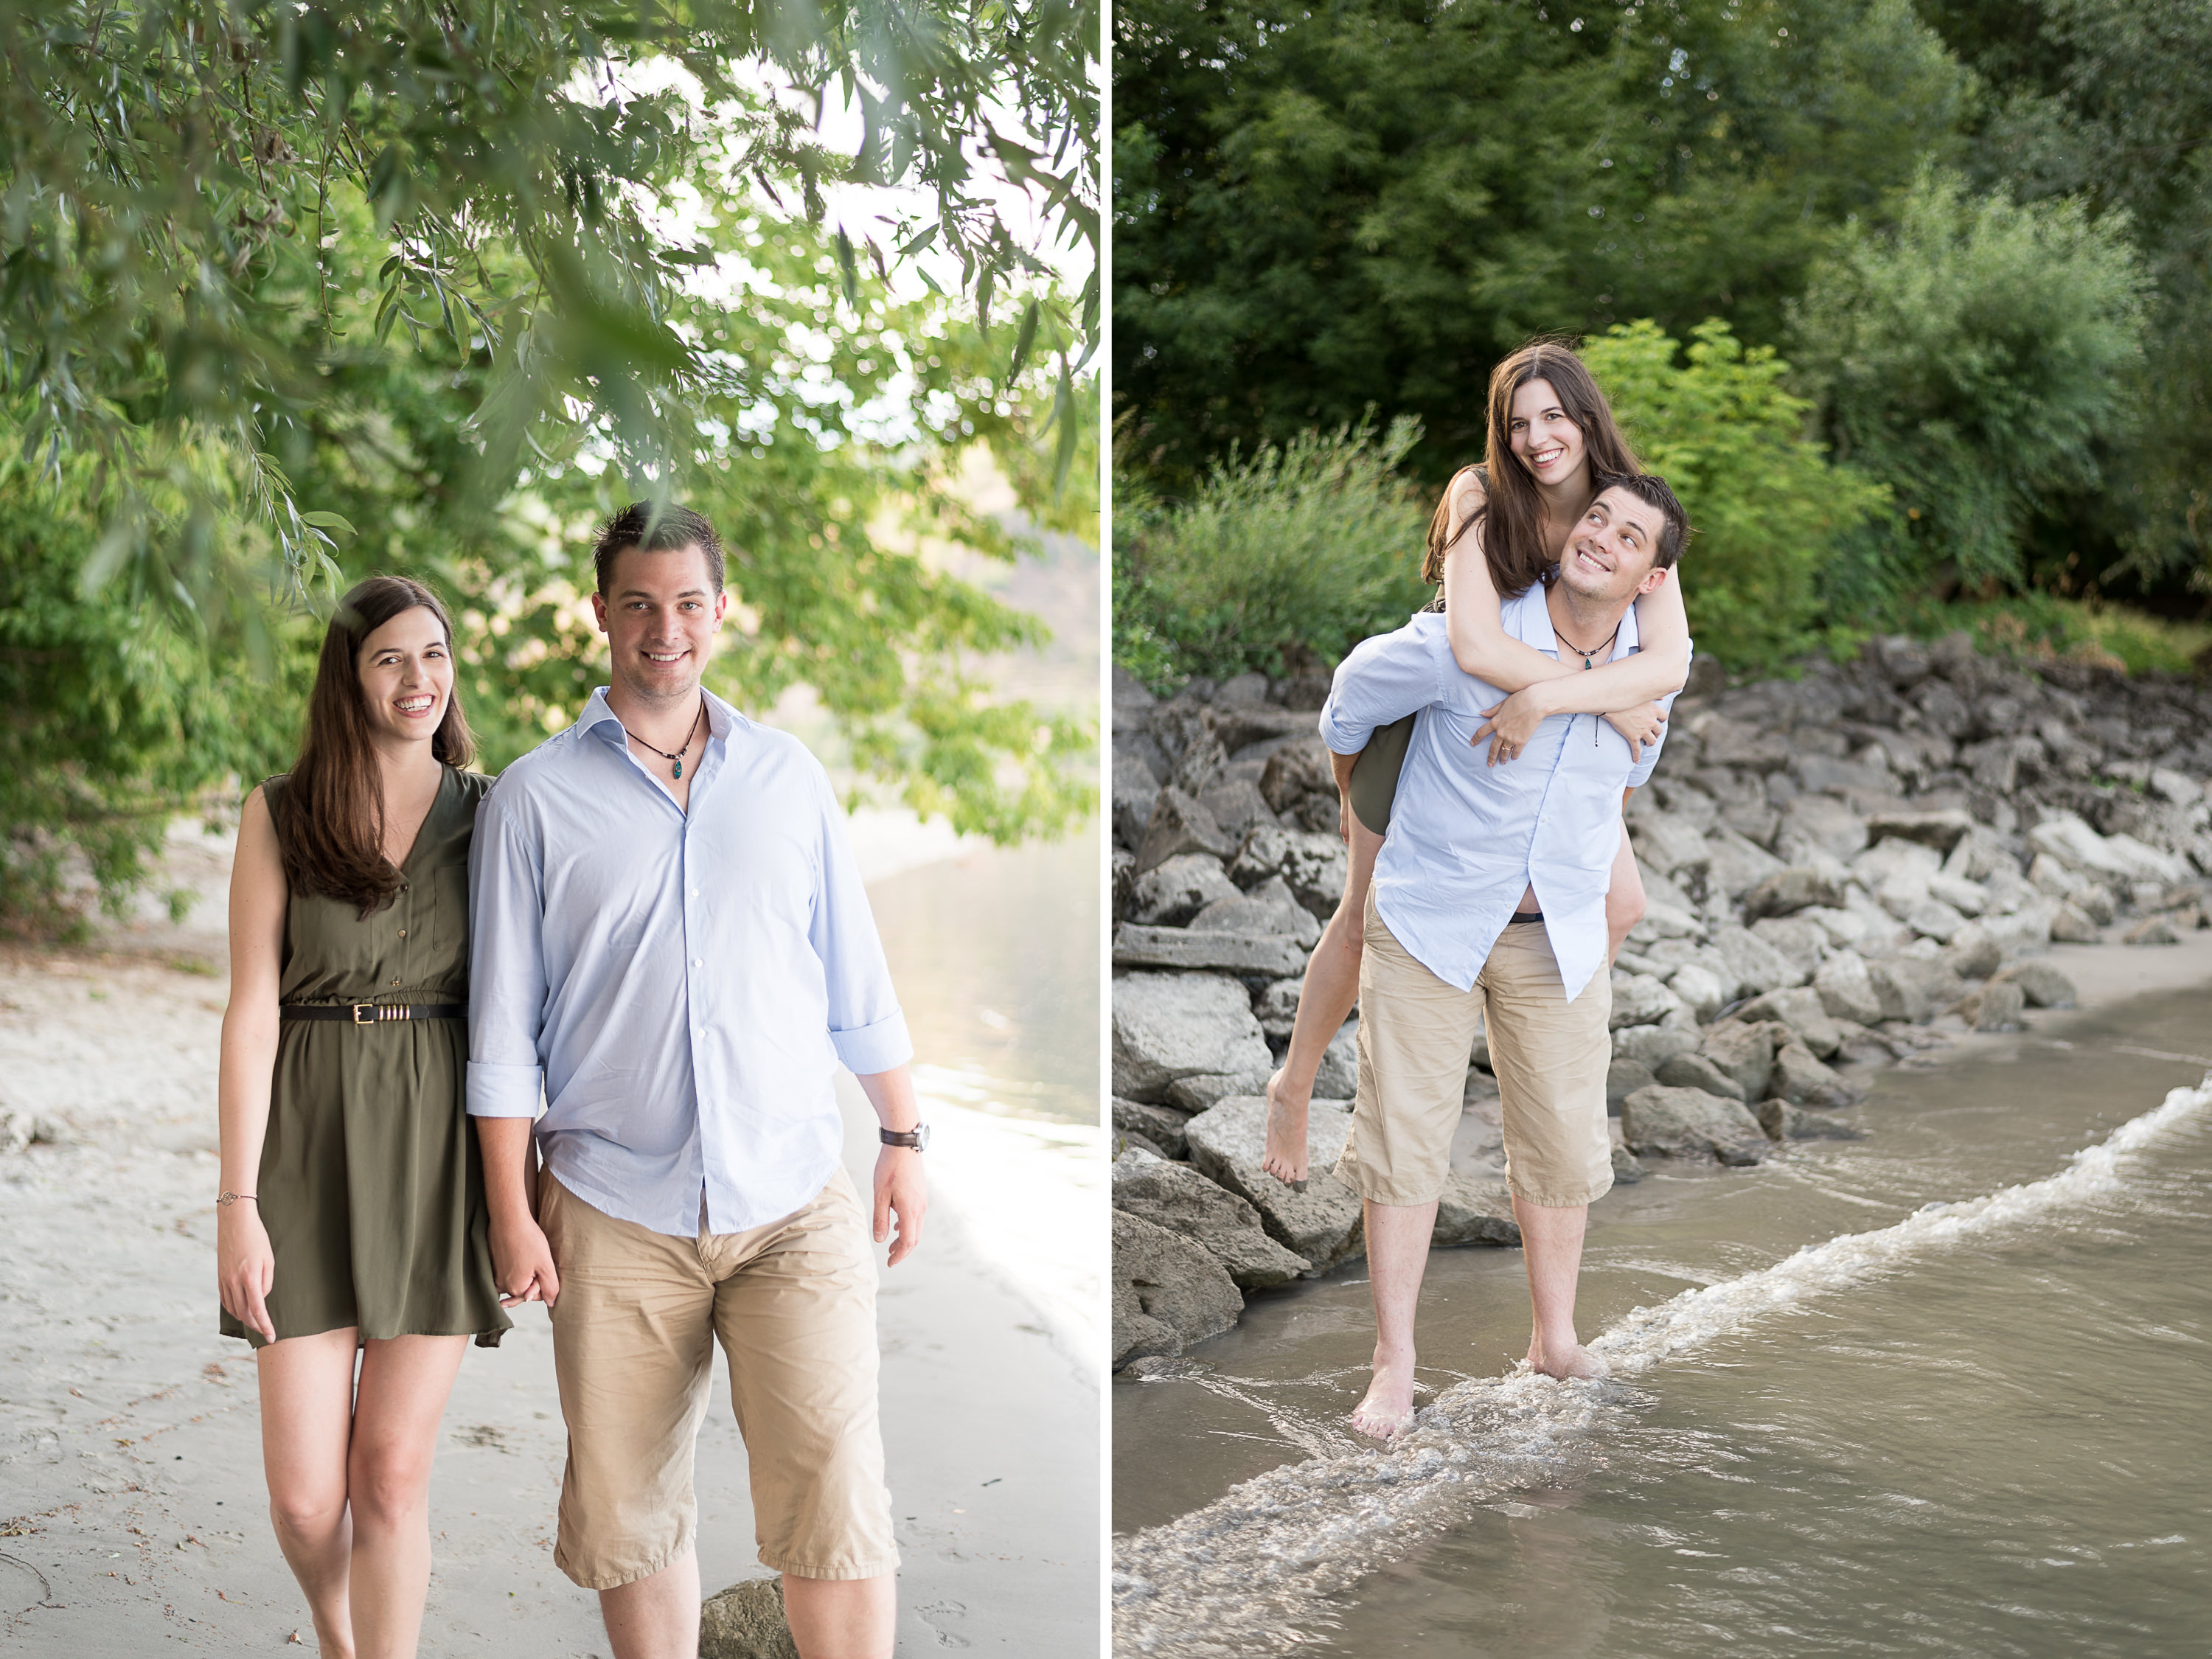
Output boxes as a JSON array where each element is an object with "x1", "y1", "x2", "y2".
[{"x1": 914, "y1": 1599, "x2": 972, "y2": 1649}]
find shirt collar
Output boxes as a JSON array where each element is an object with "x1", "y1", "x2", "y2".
[
  {"x1": 1506, "y1": 578, "x2": 1641, "y2": 661},
  {"x1": 574, "y1": 686, "x2": 742, "y2": 745}
]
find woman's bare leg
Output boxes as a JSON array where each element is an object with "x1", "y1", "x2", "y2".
[
  {"x1": 1264, "y1": 811, "x2": 1386, "y2": 1183},
  {"x1": 1604, "y1": 821, "x2": 1645, "y2": 965},
  {"x1": 258, "y1": 1329, "x2": 363, "y2": 1658},
  {"x1": 347, "y1": 1334, "x2": 469, "y2": 1658}
]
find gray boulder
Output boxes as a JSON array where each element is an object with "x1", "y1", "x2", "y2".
[
  {"x1": 1112, "y1": 972, "x2": 1273, "y2": 1100},
  {"x1": 1952, "y1": 981, "x2": 2027, "y2": 1031},
  {"x1": 1312, "y1": 1020, "x2": 1360, "y2": 1100},
  {"x1": 1113, "y1": 1211, "x2": 1246, "y2": 1366},
  {"x1": 1259, "y1": 739, "x2": 1335, "y2": 814},
  {"x1": 1113, "y1": 753, "x2": 1164, "y2": 852},
  {"x1": 1185, "y1": 1096, "x2": 1366, "y2": 1269},
  {"x1": 701, "y1": 1579, "x2": 799, "y2": 1659},
  {"x1": 1433, "y1": 1175, "x2": 1523, "y2": 1247},
  {"x1": 1868, "y1": 954, "x2": 1968, "y2": 1023},
  {"x1": 1164, "y1": 1071, "x2": 1274, "y2": 1113},
  {"x1": 1742, "y1": 866, "x2": 1843, "y2": 920},
  {"x1": 1750, "y1": 914, "x2": 1829, "y2": 979},
  {"x1": 1697, "y1": 1020, "x2": 1786, "y2": 1100},
  {"x1": 1230, "y1": 827, "x2": 1349, "y2": 919},
  {"x1": 1620, "y1": 1085, "x2": 1772, "y2": 1164},
  {"x1": 1733, "y1": 987, "x2": 1843, "y2": 1058},
  {"x1": 2124, "y1": 914, "x2": 2183, "y2": 945},
  {"x1": 1812, "y1": 950, "x2": 1885, "y2": 1026},
  {"x1": 1198, "y1": 778, "x2": 1281, "y2": 844},
  {"x1": 1136, "y1": 787, "x2": 1235, "y2": 872},
  {"x1": 1190, "y1": 874, "x2": 1322, "y2": 947},
  {"x1": 1113, "y1": 1098, "x2": 1194, "y2": 1159},
  {"x1": 1253, "y1": 976, "x2": 1304, "y2": 1040},
  {"x1": 1611, "y1": 1137, "x2": 1649, "y2": 1183},
  {"x1": 1779, "y1": 794, "x2": 1871, "y2": 861},
  {"x1": 1655, "y1": 1049, "x2": 1749, "y2": 1102},
  {"x1": 1607, "y1": 1057, "x2": 1658, "y2": 1110},
  {"x1": 1613, "y1": 1023, "x2": 1701, "y2": 1068},
  {"x1": 1989, "y1": 961, "x2": 2077, "y2": 1009},
  {"x1": 1113, "y1": 925, "x2": 1308, "y2": 977},
  {"x1": 1705, "y1": 827, "x2": 1790, "y2": 904},
  {"x1": 1667, "y1": 961, "x2": 1727, "y2": 1021},
  {"x1": 1708, "y1": 925, "x2": 1808, "y2": 995},
  {"x1": 1864, "y1": 807, "x2": 1975, "y2": 852},
  {"x1": 1772, "y1": 1041, "x2": 1860, "y2": 1108},
  {"x1": 1939, "y1": 923, "x2": 2003, "y2": 981},
  {"x1": 1609, "y1": 972, "x2": 1684, "y2": 1030},
  {"x1": 1754, "y1": 1099, "x2": 1866, "y2": 1141},
  {"x1": 1111, "y1": 1161, "x2": 1312, "y2": 1289},
  {"x1": 2049, "y1": 902, "x2": 2101, "y2": 943},
  {"x1": 1128, "y1": 853, "x2": 1240, "y2": 926}
]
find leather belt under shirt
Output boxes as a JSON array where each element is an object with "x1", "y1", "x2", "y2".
[{"x1": 279, "y1": 1003, "x2": 467, "y2": 1025}]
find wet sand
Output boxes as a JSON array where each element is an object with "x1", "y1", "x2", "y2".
[{"x1": 0, "y1": 837, "x2": 1099, "y2": 1653}]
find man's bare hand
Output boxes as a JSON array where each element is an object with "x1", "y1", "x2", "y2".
[
  {"x1": 873, "y1": 1147, "x2": 928, "y2": 1267},
  {"x1": 490, "y1": 1211, "x2": 560, "y2": 1307},
  {"x1": 217, "y1": 1205, "x2": 277, "y2": 1344},
  {"x1": 1604, "y1": 702, "x2": 1667, "y2": 761}
]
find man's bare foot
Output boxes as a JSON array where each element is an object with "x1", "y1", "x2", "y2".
[
  {"x1": 1261, "y1": 1068, "x2": 1310, "y2": 1188},
  {"x1": 1526, "y1": 1339, "x2": 1610, "y2": 1381},
  {"x1": 1349, "y1": 1345, "x2": 1418, "y2": 1439}
]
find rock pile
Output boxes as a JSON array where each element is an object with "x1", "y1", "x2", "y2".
[{"x1": 1110, "y1": 639, "x2": 2212, "y2": 1368}]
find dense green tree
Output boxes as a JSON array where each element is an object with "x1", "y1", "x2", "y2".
[
  {"x1": 1113, "y1": 0, "x2": 1966, "y2": 486},
  {"x1": 1787, "y1": 169, "x2": 2146, "y2": 602}
]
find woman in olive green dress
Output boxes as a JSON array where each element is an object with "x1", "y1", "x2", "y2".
[{"x1": 215, "y1": 574, "x2": 510, "y2": 1658}]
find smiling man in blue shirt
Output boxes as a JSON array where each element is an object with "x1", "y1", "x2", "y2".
[
  {"x1": 470, "y1": 503, "x2": 925, "y2": 1659},
  {"x1": 1317, "y1": 474, "x2": 1690, "y2": 1438}
]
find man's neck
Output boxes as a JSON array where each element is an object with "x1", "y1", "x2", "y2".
[
  {"x1": 605, "y1": 678, "x2": 703, "y2": 748},
  {"x1": 1544, "y1": 578, "x2": 1634, "y2": 662}
]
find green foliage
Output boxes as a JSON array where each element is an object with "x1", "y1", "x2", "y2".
[
  {"x1": 1896, "y1": 592, "x2": 2212, "y2": 676},
  {"x1": 1788, "y1": 168, "x2": 2146, "y2": 597},
  {"x1": 1113, "y1": 0, "x2": 1967, "y2": 487},
  {"x1": 1582, "y1": 319, "x2": 1888, "y2": 674},
  {"x1": 0, "y1": 451, "x2": 312, "y2": 933},
  {"x1": 1112, "y1": 418, "x2": 1430, "y2": 691}
]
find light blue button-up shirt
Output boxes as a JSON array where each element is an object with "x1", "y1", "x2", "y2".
[
  {"x1": 466, "y1": 687, "x2": 912, "y2": 1237},
  {"x1": 1318, "y1": 588, "x2": 1677, "y2": 1002}
]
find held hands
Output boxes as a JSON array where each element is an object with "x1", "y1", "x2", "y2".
[
  {"x1": 1474, "y1": 690, "x2": 1669, "y2": 765},
  {"x1": 217, "y1": 1203, "x2": 277, "y2": 1344},
  {"x1": 873, "y1": 1145, "x2": 928, "y2": 1267},
  {"x1": 490, "y1": 1210, "x2": 560, "y2": 1308},
  {"x1": 1605, "y1": 702, "x2": 1668, "y2": 761},
  {"x1": 1472, "y1": 685, "x2": 1553, "y2": 766}
]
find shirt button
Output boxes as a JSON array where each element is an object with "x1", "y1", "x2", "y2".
[
  {"x1": 391, "y1": 978, "x2": 400, "y2": 987},
  {"x1": 397, "y1": 928, "x2": 407, "y2": 938},
  {"x1": 692, "y1": 959, "x2": 703, "y2": 967}
]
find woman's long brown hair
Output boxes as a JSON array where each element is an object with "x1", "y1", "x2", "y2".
[
  {"x1": 1421, "y1": 338, "x2": 1644, "y2": 596},
  {"x1": 271, "y1": 576, "x2": 475, "y2": 916}
]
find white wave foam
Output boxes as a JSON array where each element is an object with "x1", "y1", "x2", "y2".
[{"x1": 1113, "y1": 1077, "x2": 2212, "y2": 1657}]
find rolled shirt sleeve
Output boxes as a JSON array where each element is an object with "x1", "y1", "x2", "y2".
[
  {"x1": 810, "y1": 771, "x2": 914, "y2": 1077},
  {"x1": 1316, "y1": 618, "x2": 1450, "y2": 755},
  {"x1": 466, "y1": 790, "x2": 549, "y2": 1119},
  {"x1": 1624, "y1": 641, "x2": 1691, "y2": 789}
]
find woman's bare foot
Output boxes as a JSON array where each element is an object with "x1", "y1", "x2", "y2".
[
  {"x1": 1261, "y1": 1068, "x2": 1311, "y2": 1188},
  {"x1": 1526, "y1": 1338, "x2": 1610, "y2": 1381},
  {"x1": 1349, "y1": 1343, "x2": 1418, "y2": 1439}
]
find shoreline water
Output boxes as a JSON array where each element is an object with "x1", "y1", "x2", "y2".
[{"x1": 1112, "y1": 945, "x2": 2212, "y2": 1655}]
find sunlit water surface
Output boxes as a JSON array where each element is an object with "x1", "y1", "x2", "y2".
[{"x1": 1113, "y1": 981, "x2": 2212, "y2": 1658}]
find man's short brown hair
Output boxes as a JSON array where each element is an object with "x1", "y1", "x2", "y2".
[
  {"x1": 591, "y1": 502, "x2": 725, "y2": 594},
  {"x1": 1593, "y1": 473, "x2": 1691, "y2": 570}
]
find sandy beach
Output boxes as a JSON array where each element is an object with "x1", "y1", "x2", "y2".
[{"x1": 0, "y1": 818, "x2": 1102, "y2": 1655}]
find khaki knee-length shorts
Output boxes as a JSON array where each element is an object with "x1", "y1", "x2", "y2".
[
  {"x1": 1340, "y1": 891, "x2": 1615, "y2": 1209},
  {"x1": 537, "y1": 1166, "x2": 899, "y2": 1589}
]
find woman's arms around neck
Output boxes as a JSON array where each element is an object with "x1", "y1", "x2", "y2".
[{"x1": 1436, "y1": 471, "x2": 1692, "y2": 715}]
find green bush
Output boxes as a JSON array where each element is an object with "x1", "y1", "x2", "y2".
[
  {"x1": 1113, "y1": 419, "x2": 1431, "y2": 691},
  {"x1": 1789, "y1": 168, "x2": 2148, "y2": 598},
  {"x1": 1583, "y1": 319, "x2": 1890, "y2": 675}
]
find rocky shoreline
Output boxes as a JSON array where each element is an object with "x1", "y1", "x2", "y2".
[{"x1": 1110, "y1": 635, "x2": 2212, "y2": 1369}]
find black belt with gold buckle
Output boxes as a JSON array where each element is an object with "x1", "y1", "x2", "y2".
[{"x1": 279, "y1": 1003, "x2": 468, "y2": 1025}]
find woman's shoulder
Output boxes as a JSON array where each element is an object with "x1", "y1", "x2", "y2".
[{"x1": 448, "y1": 765, "x2": 495, "y2": 805}]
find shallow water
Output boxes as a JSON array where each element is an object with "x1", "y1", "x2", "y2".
[
  {"x1": 1113, "y1": 980, "x2": 2212, "y2": 1656},
  {"x1": 866, "y1": 823, "x2": 1099, "y2": 1126}
]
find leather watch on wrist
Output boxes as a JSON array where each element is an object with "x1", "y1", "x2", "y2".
[{"x1": 879, "y1": 1124, "x2": 930, "y2": 1151}]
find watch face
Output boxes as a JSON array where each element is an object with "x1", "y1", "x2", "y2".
[{"x1": 914, "y1": 1121, "x2": 931, "y2": 1152}]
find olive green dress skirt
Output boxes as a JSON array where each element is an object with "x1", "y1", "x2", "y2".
[{"x1": 221, "y1": 766, "x2": 512, "y2": 1350}]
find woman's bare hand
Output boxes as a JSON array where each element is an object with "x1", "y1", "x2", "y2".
[
  {"x1": 1472, "y1": 686, "x2": 1554, "y2": 765},
  {"x1": 217, "y1": 1204, "x2": 277, "y2": 1344},
  {"x1": 1604, "y1": 702, "x2": 1667, "y2": 760}
]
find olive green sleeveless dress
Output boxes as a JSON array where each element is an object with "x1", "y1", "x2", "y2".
[{"x1": 220, "y1": 765, "x2": 511, "y2": 1349}]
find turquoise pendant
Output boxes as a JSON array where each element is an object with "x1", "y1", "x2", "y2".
[{"x1": 672, "y1": 758, "x2": 683, "y2": 780}]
